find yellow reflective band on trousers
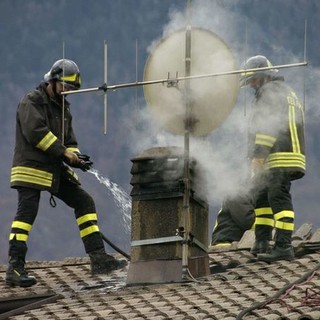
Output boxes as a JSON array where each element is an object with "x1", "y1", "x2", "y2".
[
  {"x1": 12, "y1": 221, "x2": 32, "y2": 231},
  {"x1": 9, "y1": 233, "x2": 28, "y2": 242},
  {"x1": 254, "y1": 207, "x2": 273, "y2": 216},
  {"x1": 255, "y1": 217, "x2": 275, "y2": 227},
  {"x1": 80, "y1": 225, "x2": 100, "y2": 238},
  {"x1": 265, "y1": 152, "x2": 305, "y2": 170},
  {"x1": 36, "y1": 131, "x2": 58, "y2": 151},
  {"x1": 11, "y1": 166, "x2": 53, "y2": 187},
  {"x1": 274, "y1": 210, "x2": 295, "y2": 221},
  {"x1": 255, "y1": 134, "x2": 276, "y2": 148},
  {"x1": 76, "y1": 213, "x2": 98, "y2": 226},
  {"x1": 275, "y1": 220, "x2": 294, "y2": 231}
]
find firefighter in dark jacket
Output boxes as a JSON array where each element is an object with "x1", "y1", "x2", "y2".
[
  {"x1": 240, "y1": 55, "x2": 306, "y2": 262},
  {"x1": 6, "y1": 59, "x2": 127, "y2": 287},
  {"x1": 211, "y1": 186, "x2": 255, "y2": 246}
]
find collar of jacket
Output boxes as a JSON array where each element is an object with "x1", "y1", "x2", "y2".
[
  {"x1": 38, "y1": 81, "x2": 70, "y2": 109},
  {"x1": 255, "y1": 76, "x2": 285, "y2": 97}
]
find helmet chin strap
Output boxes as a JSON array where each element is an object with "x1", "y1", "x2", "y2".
[{"x1": 51, "y1": 80, "x2": 64, "y2": 102}]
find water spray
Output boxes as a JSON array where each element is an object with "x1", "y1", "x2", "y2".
[
  {"x1": 88, "y1": 168, "x2": 131, "y2": 234},
  {"x1": 87, "y1": 168, "x2": 131, "y2": 260}
]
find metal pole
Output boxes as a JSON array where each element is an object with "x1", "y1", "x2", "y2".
[
  {"x1": 60, "y1": 62, "x2": 307, "y2": 97},
  {"x1": 181, "y1": 25, "x2": 192, "y2": 280},
  {"x1": 104, "y1": 40, "x2": 108, "y2": 134},
  {"x1": 62, "y1": 42, "x2": 65, "y2": 145},
  {"x1": 181, "y1": 0, "x2": 193, "y2": 281}
]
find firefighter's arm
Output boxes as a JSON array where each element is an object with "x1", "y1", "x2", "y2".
[{"x1": 18, "y1": 98, "x2": 65, "y2": 158}]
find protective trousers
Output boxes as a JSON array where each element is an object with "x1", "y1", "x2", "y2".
[
  {"x1": 8, "y1": 176, "x2": 104, "y2": 260},
  {"x1": 253, "y1": 171, "x2": 294, "y2": 247}
]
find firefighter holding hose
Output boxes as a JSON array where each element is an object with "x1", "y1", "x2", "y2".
[{"x1": 5, "y1": 59, "x2": 127, "y2": 287}]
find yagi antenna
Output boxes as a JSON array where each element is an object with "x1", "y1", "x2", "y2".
[
  {"x1": 62, "y1": 61, "x2": 307, "y2": 96},
  {"x1": 61, "y1": 23, "x2": 308, "y2": 136}
]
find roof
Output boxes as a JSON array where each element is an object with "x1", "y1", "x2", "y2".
[{"x1": 1, "y1": 228, "x2": 320, "y2": 320}]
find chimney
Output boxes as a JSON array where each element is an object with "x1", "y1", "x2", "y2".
[{"x1": 126, "y1": 146, "x2": 209, "y2": 285}]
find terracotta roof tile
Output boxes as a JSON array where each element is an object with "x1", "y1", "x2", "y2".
[{"x1": 1, "y1": 250, "x2": 320, "y2": 319}]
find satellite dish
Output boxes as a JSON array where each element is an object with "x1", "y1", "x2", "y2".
[{"x1": 143, "y1": 27, "x2": 240, "y2": 136}]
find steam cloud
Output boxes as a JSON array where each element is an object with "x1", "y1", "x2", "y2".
[{"x1": 127, "y1": 0, "x2": 319, "y2": 227}]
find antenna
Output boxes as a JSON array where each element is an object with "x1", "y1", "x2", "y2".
[
  {"x1": 104, "y1": 40, "x2": 108, "y2": 134},
  {"x1": 61, "y1": 62, "x2": 307, "y2": 98},
  {"x1": 62, "y1": 41, "x2": 65, "y2": 145},
  {"x1": 303, "y1": 19, "x2": 307, "y2": 111},
  {"x1": 181, "y1": 16, "x2": 192, "y2": 280},
  {"x1": 135, "y1": 40, "x2": 139, "y2": 129}
]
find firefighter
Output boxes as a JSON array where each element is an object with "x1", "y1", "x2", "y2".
[
  {"x1": 6, "y1": 59, "x2": 127, "y2": 287},
  {"x1": 240, "y1": 55, "x2": 306, "y2": 262},
  {"x1": 211, "y1": 187, "x2": 255, "y2": 246}
]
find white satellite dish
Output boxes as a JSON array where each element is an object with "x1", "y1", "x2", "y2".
[{"x1": 143, "y1": 27, "x2": 240, "y2": 136}]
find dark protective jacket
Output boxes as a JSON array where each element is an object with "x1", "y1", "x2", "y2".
[
  {"x1": 248, "y1": 77, "x2": 305, "y2": 180},
  {"x1": 211, "y1": 190, "x2": 255, "y2": 244},
  {"x1": 10, "y1": 82, "x2": 80, "y2": 193}
]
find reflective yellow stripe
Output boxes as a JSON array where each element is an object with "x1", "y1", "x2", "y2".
[
  {"x1": 212, "y1": 208, "x2": 222, "y2": 231},
  {"x1": 60, "y1": 74, "x2": 78, "y2": 82},
  {"x1": 36, "y1": 131, "x2": 58, "y2": 151},
  {"x1": 265, "y1": 152, "x2": 305, "y2": 170},
  {"x1": 255, "y1": 207, "x2": 273, "y2": 216},
  {"x1": 255, "y1": 217, "x2": 275, "y2": 227},
  {"x1": 267, "y1": 152, "x2": 305, "y2": 161},
  {"x1": 12, "y1": 221, "x2": 32, "y2": 231},
  {"x1": 66, "y1": 147, "x2": 80, "y2": 153},
  {"x1": 77, "y1": 213, "x2": 98, "y2": 226},
  {"x1": 11, "y1": 166, "x2": 53, "y2": 187},
  {"x1": 241, "y1": 71, "x2": 254, "y2": 76},
  {"x1": 265, "y1": 160, "x2": 305, "y2": 170},
  {"x1": 274, "y1": 210, "x2": 295, "y2": 221},
  {"x1": 211, "y1": 242, "x2": 231, "y2": 247},
  {"x1": 9, "y1": 233, "x2": 29, "y2": 242},
  {"x1": 289, "y1": 105, "x2": 300, "y2": 153},
  {"x1": 275, "y1": 221, "x2": 294, "y2": 231},
  {"x1": 255, "y1": 134, "x2": 276, "y2": 148},
  {"x1": 80, "y1": 225, "x2": 100, "y2": 238},
  {"x1": 11, "y1": 174, "x2": 52, "y2": 187}
]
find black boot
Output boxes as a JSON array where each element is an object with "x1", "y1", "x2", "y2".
[
  {"x1": 6, "y1": 258, "x2": 37, "y2": 287},
  {"x1": 250, "y1": 240, "x2": 271, "y2": 256},
  {"x1": 89, "y1": 249, "x2": 128, "y2": 275},
  {"x1": 257, "y1": 245, "x2": 294, "y2": 263}
]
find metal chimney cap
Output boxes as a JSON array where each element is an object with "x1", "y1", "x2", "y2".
[{"x1": 131, "y1": 146, "x2": 184, "y2": 161}]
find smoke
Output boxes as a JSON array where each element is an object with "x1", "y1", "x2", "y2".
[
  {"x1": 127, "y1": 1, "x2": 250, "y2": 209},
  {"x1": 127, "y1": 0, "x2": 316, "y2": 223}
]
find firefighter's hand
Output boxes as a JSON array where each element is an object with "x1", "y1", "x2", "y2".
[
  {"x1": 63, "y1": 149, "x2": 80, "y2": 166},
  {"x1": 251, "y1": 158, "x2": 265, "y2": 177}
]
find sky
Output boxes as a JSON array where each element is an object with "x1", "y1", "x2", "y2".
[{"x1": 0, "y1": 0, "x2": 319, "y2": 264}]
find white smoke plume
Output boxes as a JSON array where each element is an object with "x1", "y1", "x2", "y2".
[{"x1": 127, "y1": 0, "x2": 313, "y2": 223}]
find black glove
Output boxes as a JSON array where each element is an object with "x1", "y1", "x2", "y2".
[{"x1": 77, "y1": 154, "x2": 93, "y2": 171}]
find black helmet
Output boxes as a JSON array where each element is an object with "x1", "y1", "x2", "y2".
[
  {"x1": 240, "y1": 55, "x2": 278, "y2": 87},
  {"x1": 44, "y1": 59, "x2": 81, "y2": 89}
]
